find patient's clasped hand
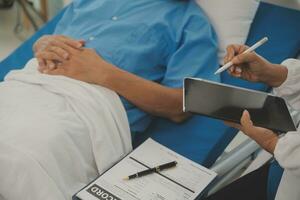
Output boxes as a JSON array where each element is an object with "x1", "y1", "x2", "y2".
[
  {"x1": 0, "y1": 0, "x2": 219, "y2": 199},
  {"x1": 34, "y1": 35, "x2": 118, "y2": 86}
]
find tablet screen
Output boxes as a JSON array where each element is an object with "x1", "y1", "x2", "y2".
[{"x1": 184, "y1": 78, "x2": 296, "y2": 133}]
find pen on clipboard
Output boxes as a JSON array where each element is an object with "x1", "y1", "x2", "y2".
[
  {"x1": 123, "y1": 161, "x2": 178, "y2": 181},
  {"x1": 214, "y1": 37, "x2": 269, "y2": 75}
]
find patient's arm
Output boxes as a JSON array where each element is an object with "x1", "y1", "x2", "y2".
[
  {"x1": 104, "y1": 66, "x2": 188, "y2": 123},
  {"x1": 44, "y1": 48, "x2": 189, "y2": 123}
]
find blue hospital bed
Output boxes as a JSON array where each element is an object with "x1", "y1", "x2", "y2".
[{"x1": 1, "y1": 2, "x2": 300, "y2": 199}]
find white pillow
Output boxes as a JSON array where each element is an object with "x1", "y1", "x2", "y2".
[{"x1": 196, "y1": 0, "x2": 259, "y2": 64}]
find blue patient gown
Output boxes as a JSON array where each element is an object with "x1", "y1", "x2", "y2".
[{"x1": 54, "y1": 0, "x2": 219, "y2": 133}]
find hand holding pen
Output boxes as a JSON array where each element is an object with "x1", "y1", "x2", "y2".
[
  {"x1": 215, "y1": 37, "x2": 268, "y2": 75},
  {"x1": 219, "y1": 38, "x2": 288, "y2": 87}
]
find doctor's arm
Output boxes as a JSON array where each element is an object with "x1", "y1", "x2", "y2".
[
  {"x1": 226, "y1": 110, "x2": 300, "y2": 176},
  {"x1": 272, "y1": 59, "x2": 300, "y2": 176},
  {"x1": 224, "y1": 44, "x2": 300, "y2": 176},
  {"x1": 225, "y1": 44, "x2": 300, "y2": 110},
  {"x1": 222, "y1": 45, "x2": 286, "y2": 152}
]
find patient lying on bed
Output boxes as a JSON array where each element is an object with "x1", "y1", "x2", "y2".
[{"x1": 0, "y1": 0, "x2": 218, "y2": 199}]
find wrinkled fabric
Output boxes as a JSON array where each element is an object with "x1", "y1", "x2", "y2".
[{"x1": 0, "y1": 59, "x2": 132, "y2": 200}]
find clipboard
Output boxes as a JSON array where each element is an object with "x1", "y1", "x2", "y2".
[
  {"x1": 72, "y1": 151, "x2": 131, "y2": 200},
  {"x1": 73, "y1": 139, "x2": 217, "y2": 200}
]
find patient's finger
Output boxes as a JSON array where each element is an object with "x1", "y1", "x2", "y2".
[
  {"x1": 36, "y1": 51, "x2": 64, "y2": 63},
  {"x1": 47, "y1": 46, "x2": 69, "y2": 60},
  {"x1": 49, "y1": 40, "x2": 77, "y2": 54},
  {"x1": 37, "y1": 57, "x2": 45, "y2": 67},
  {"x1": 37, "y1": 58, "x2": 46, "y2": 72},
  {"x1": 44, "y1": 67, "x2": 66, "y2": 76},
  {"x1": 59, "y1": 36, "x2": 84, "y2": 49},
  {"x1": 46, "y1": 60, "x2": 56, "y2": 70},
  {"x1": 36, "y1": 52, "x2": 57, "y2": 72},
  {"x1": 78, "y1": 39, "x2": 86, "y2": 46},
  {"x1": 54, "y1": 40, "x2": 83, "y2": 57}
]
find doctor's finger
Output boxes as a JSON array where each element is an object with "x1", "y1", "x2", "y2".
[
  {"x1": 240, "y1": 110, "x2": 255, "y2": 130},
  {"x1": 225, "y1": 45, "x2": 250, "y2": 64},
  {"x1": 225, "y1": 45, "x2": 246, "y2": 59},
  {"x1": 236, "y1": 52, "x2": 258, "y2": 65},
  {"x1": 233, "y1": 66, "x2": 242, "y2": 75},
  {"x1": 232, "y1": 52, "x2": 257, "y2": 66},
  {"x1": 228, "y1": 66, "x2": 242, "y2": 78},
  {"x1": 227, "y1": 66, "x2": 236, "y2": 76},
  {"x1": 224, "y1": 121, "x2": 242, "y2": 130},
  {"x1": 237, "y1": 45, "x2": 249, "y2": 54},
  {"x1": 225, "y1": 45, "x2": 238, "y2": 62}
]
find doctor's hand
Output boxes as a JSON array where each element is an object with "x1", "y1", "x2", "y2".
[
  {"x1": 225, "y1": 110, "x2": 278, "y2": 154},
  {"x1": 224, "y1": 44, "x2": 288, "y2": 87},
  {"x1": 43, "y1": 48, "x2": 116, "y2": 85},
  {"x1": 33, "y1": 35, "x2": 85, "y2": 72}
]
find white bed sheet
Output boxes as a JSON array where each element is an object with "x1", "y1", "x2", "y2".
[{"x1": 0, "y1": 59, "x2": 132, "y2": 200}]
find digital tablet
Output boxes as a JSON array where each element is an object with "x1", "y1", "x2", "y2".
[{"x1": 184, "y1": 78, "x2": 297, "y2": 133}]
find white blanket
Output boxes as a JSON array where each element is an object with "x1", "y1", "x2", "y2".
[{"x1": 0, "y1": 59, "x2": 132, "y2": 200}]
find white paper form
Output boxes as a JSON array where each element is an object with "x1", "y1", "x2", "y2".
[{"x1": 77, "y1": 139, "x2": 217, "y2": 200}]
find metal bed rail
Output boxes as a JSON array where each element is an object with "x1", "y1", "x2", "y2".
[{"x1": 206, "y1": 138, "x2": 262, "y2": 196}]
